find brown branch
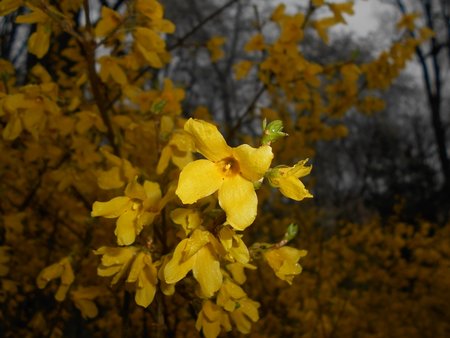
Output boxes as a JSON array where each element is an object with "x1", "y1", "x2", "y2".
[{"x1": 167, "y1": 0, "x2": 240, "y2": 51}]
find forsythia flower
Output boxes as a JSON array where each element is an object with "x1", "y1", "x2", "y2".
[
  {"x1": 126, "y1": 251, "x2": 158, "y2": 307},
  {"x1": 94, "y1": 246, "x2": 138, "y2": 284},
  {"x1": 71, "y1": 287, "x2": 104, "y2": 319},
  {"x1": 264, "y1": 246, "x2": 307, "y2": 284},
  {"x1": 218, "y1": 226, "x2": 250, "y2": 264},
  {"x1": 176, "y1": 118, "x2": 273, "y2": 231},
  {"x1": 91, "y1": 178, "x2": 162, "y2": 245},
  {"x1": 196, "y1": 300, "x2": 232, "y2": 338},
  {"x1": 164, "y1": 229, "x2": 224, "y2": 297},
  {"x1": 267, "y1": 159, "x2": 313, "y2": 201},
  {"x1": 206, "y1": 36, "x2": 226, "y2": 62},
  {"x1": 36, "y1": 257, "x2": 75, "y2": 301}
]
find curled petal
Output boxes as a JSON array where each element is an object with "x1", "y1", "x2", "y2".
[{"x1": 278, "y1": 176, "x2": 312, "y2": 201}]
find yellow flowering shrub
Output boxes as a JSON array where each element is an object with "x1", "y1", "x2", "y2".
[{"x1": 0, "y1": 0, "x2": 441, "y2": 337}]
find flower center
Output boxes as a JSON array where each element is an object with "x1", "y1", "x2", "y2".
[{"x1": 218, "y1": 157, "x2": 240, "y2": 177}]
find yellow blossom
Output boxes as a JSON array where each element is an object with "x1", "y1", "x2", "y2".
[
  {"x1": 329, "y1": 2, "x2": 354, "y2": 24},
  {"x1": 267, "y1": 159, "x2": 313, "y2": 201},
  {"x1": 263, "y1": 246, "x2": 307, "y2": 284},
  {"x1": 233, "y1": 60, "x2": 253, "y2": 80},
  {"x1": 95, "y1": 6, "x2": 122, "y2": 38},
  {"x1": 36, "y1": 257, "x2": 75, "y2": 301},
  {"x1": 71, "y1": 287, "x2": 104, "y2": 319},
  {"x1": 164, "y1": 229, "x2": 224, "y2": 297},
  {"x1": 206, "y1": 36, "x2": 226, "y2": 62},
  {"x1": 16, "y1": 6, "x2": 51, "y2": 58},
  {"x1": 244, "y1": 34, "x2": 265, "y2": 52},
  {"x1": 94, "y1": 246, "x2": 138, "y2": 285},
  {"x1": 196, "y1": 300, "x2": 232, "y2": 338},
  {"x1": 126, "y1": 252, "x2": 158, "y2": 307},
  {"x1": 176, "y1": 118, "x2": 273, "y2": 231},
  {"x1": 98, "y1": 56, "x2": 128, "y2": 85},
  {"x1": 91, "y1": 178, "x2": 162, "y2": 245},
  {"x1": 312, "y1": 16, "x2": 339, "y2": 44},
  {"x1": 0, "y1": 0, "x2": 22, "y2": 16},
  {"x1": 218, "y1": 226, "x2": 250, "y2": 264},
  {"x1": 229, "y1": 297, "x2": 260, "y2": 334}
]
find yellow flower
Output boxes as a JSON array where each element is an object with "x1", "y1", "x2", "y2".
[
  {"x1": 94, "y1": 246, "x2": 138, "y2": 285},
  {"x1": 95, "y1": 6, "x2": 122, "y2": 38},
  {"x1": 127, "y1": 252, "x2": 158, "y2": 307},
  {"x1": 218, "y1": 226, "x2": 249, "y2": 264},
  {"x1": 170, "y1": 207, "x2": 203, "y2": 237},
  {"x1": 98, "y1": 56, "x2": 128, "y2": 85},
  {"x1": 0, "y1": 0, "x2": 22, "y2": 16},
  {"x1": 329, "y1": 2, "x2": 354, "y2": 24},
  {"x1": 16, "y1": 5, "x2": 51, "y2": 58},
  {"x1": 244, "y1": 34, "x2": 265, "y2": 52},
  {"x1": 233, "y1": 60, "x2": 253, "y2": 80},
  {"x1": 206, "y1": 36, "x2": 226, "y2": 62},
  {"x1": 229, "y1": 297, "x2": 260, "y2": 334},
  {"x1": 216, "y1": 279, "x2": 247, "y2": 312},
  {"x1": 157, "y1": 131, "x2": 194, "y2": 174},
  {"x1": 36, "y1": 257, "x2": 75, "y2": 301},
  {"x1": 71, "y1": 287, "x2": 104, "y2": 319},
  {"x1": 176, "y1": 118, "x2": 273, "y2": 231},
  {"x1": 263, "y1": 246, "x2": 307, "y2": 284},
  {"x1": 267, "y1": 159, "x2": 313, "y2": 201},
  {"x1": 195, "y1": 300, "x2": 231, "y2": 338},
  {"x1": 91, "y1": 178, "x2": 162, "y2": 245},
  {"x1": 312, "y1": 16, "x2": 339, "y2": 44},
  {"x1": 164, "y1": 229, "x2": 224, "y2": 297}
]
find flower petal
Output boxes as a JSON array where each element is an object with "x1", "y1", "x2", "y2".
[
  {"x1": 218, "y1": 175, "x2": 257, "y2": 231},
  {"x1": 233, "y1": 144, "x2": 273, "y2": 181},
  {"x1": 192, "y1": 246, "x2": 222, "y2": 298},
  {"x1": 115, "y1": 209, "x2": 138, "y2": 246},
  {"x1": 184, "y1": 118, "x2": 232, "y2": 161},
  {"x1": 278, "y1": 176, "x2": 313, "y2": 201},
  {"x1": 176, "y1": 159, "x2": 223, "y2": 204},
  {"x1": 91, "y1": 196, "x2": 131, "y2": 218},
  {"x1": 164, "y1": 239, "x2": 195, "y2": 284}
]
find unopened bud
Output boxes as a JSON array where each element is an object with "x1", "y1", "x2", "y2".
[{"x1": 262, "y1": 119, "x2": 288, "y2": 145}]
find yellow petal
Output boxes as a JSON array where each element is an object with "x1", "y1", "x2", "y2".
[
  {"x1": 278, "y1": 176, "x2": 312, "y2": 201},
  {"x1": 115, "y1": 209, "x2": 138, "y2": 246},
  {"x1": 73, "y1": 299, "x2": 98, "y2": 318},
  {"x1": 127, "y1": 252, "x2": 145, "y2": 283},
  {"x1": 28, "y1": 25, "x2": 51, "y2": 58},
  {"x1": 184, "y1": 118, "x2": 232, "y2": 161},
  {"x1": 233, "y1": 144, "x2": 273, "y2": 181},
  {"x1": 97, "y1": 167, "x2": 124, "y2": 190},
  {"x1": 176, "y1": 159, "x2": 223, "y2": 204},
  {"x1": 2, "y1": 113, "x2": 22, "y2": 140},
  {"x1": 164, "y1": 239, "x2": 195, "y2": 284},
  {"x1": 143, "y1": 181, "x2": 162, "y2": 207},
  {"x1": 218, "y1": 175, "x2": 257, "y2": 231},
  {"x1": 192, "y1": 246, "x2": 222, "y2": 298},
  {"x1": 91, "y1": 196, "x2": 131, "y2": 218}
]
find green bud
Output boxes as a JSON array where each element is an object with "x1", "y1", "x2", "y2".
[
  {"x1": 283, "y1": 223, "x2": 298, "y2": 243},
  {"x1": 262, "y1": 120, "x2": 288, "y2": 145},
  {"x1": 151, "y1": 100, "x2": 167, "y2": 114}
]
